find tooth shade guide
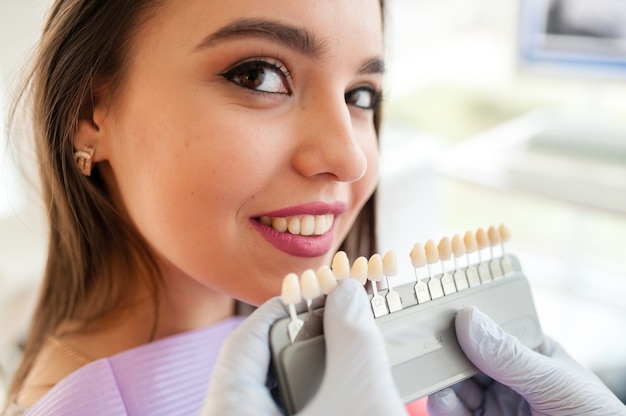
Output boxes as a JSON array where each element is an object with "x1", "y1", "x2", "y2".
[
  {"x1": 410, "y1": 243, "x2": 427, "y2": 268},
  {"x1": 423, "y1": 240, "x2": 444, "y2": 299},
  {"x1": 465, "y1": 265, "x2": 482, "y2": 288},
  {"x1": 453, "y1": 268, "x2": 469, "y2": 291},
  {"x1": 424, "y1": 240, "x2": 439, "y2": 265},
  {"x1": 498, "y1": 223, "x2": 511, "y2": 243},
  {"x1": 474, "y1": 227, "x2": 493, "y2": 283},
  {"x1": 436, "y1": 237, "x2": 456, "y2": 295},
  {"x1": 437, "y1": 236, "x2": 453, "y2": 274},
  {"x1": 368, "y1": 253, "x2": 390, "y2": 318},
  {"x1": 450, "y1": 234, "x2": 466, "y2": 273},
  {"x1": 317, "y1": 266, "x2": 337, "y2": 295},
  {"x1": 269, "y1": 248, "x2": 542, "y2": 414},
  {"x1": 350, "y1": 256, "x2": 368, "y2": 285},
  {"x1": 382, "y1": 250, "x2": 398, "y2": 277},
  {"x1": 487, "y1": 225, "x2": 500, "y2": 245},
  {"x1": 451, "y1": 234, "x2": 470, "y2": 290},
  {"x1": 414, "y1": 278, "x2": 431, "y2": 304},
  {"x1": 281, "y1": 273, "x2": 302, "y2": 305},
  {"x1": 437, "y1": 237, "x2": 452, "y2": 261},
  {"x1": 278, "y1": 226, "x2": 515, "y2": 329},
  {"x1": 331, "y1": 251, "x2": 350, "y2": 280},
  {"x1": 281, "y1": 273, "x2": 304, "y2": 343},
  {"x1": 475, "y1": 227, "x2": 489, "y2": 250},
  {"x1": 382, "y1": 250, "x2": 403, "y2": 313},
  {"x1": 498, "y1": 224, "x2": 515, "y2": 275},
  {"x1": 367, "y1": 254, "x2": 384, "y2": 282},
  {"x1": 463, "y1": 230, "x2": 478, "y2": 254},
  {"x1": 300, "y1": 269, "x2": 321, "y2": 304}
]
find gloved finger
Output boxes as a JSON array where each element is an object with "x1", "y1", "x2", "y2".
[
  {"x1": 214, "y1": 297, "x2": 287, "y2": 384},
  {"x1": 202, "y1": 297, "x2": 287, "y2": 415},
  {"x1": 303, "y1": 278, "x2": 407, "y2": 415},
  {"x1": 427, "y1": 388, "x2": 472, "y2": 416},
  {"x1": 321, "y1": 278, "x2": 388, "y2": 374},
  {"x1": 454, "y1": 305, "x2": 555, "y2": 394},
  {"x1": 453, "y1": 377, "x2": 485, "y2": 410}
]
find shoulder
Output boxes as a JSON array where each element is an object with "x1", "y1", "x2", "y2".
[
  {"x1": 16, "y1": 338, "x2": 91, "y2": 408},
  {"x1": 19, "y1": 319, "x2": 243, "y2": 415}
]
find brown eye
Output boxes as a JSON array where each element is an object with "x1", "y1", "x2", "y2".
[
  {"x1": 222, "y1": 60, "x2": 289, "y2": 94},
  {"x1": 345, "y1": 86, "x2": 381, "y2": 110}
]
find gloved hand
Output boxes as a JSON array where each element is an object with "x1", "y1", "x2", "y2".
[
  {"x1": 199, "y1": 278, "x2": 408, "y2": 416},
  {"x1": 427, "y1": 306, "x2": 626, "y2": 416}
]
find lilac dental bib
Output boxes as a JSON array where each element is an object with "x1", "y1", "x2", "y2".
[{"x1": 25, "y1": 316, "x2": 244, "y2": 416}]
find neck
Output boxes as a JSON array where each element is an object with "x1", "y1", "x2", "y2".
[
  {"x1": 56, "y1": 255, "x2": 236, "y2": 359},
  {"x1": 153, "y1": 260, "x2": 237, "y2": 339}
]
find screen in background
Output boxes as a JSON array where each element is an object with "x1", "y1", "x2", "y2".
[
  {"x1": 519, "y1": 0, "x2": 626, "y2": 79},
  {"x1": 517, "y1": 0, "x2": 626, "y2": 162}
]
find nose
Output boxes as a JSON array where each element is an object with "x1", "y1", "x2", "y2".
[{"x1": 291, "y1": 92, "x2": 369, "y2": 183}]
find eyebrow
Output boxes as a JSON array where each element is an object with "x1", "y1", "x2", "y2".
[
  {"x1": 195, "y1": 18, "x2": 385, "y2": 75},
  {"x1": 196, "y1": 18, "x2": 327, "y2": 58}
]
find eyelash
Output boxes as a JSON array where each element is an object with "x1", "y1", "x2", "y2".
[
  {"x1": 345, "y1": 86, "x2": 383, "y2": 111},
  {"x1": 221, "y1": 58, "x2": 292, "y2": 95},
  {"x1": 221, "y1": 59, "x2": 382, "y2": 111}
]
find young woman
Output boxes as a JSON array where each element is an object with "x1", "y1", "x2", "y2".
[
  {"x1": 5, "y1": 0, "x2": 386, "y2": 413},
  {"x1": 4, "y1": 0, "x2": 623, "y2": 415}
]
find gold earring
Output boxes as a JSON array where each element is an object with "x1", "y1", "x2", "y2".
[{"x1": 74, "y1": 146, "x2": 95, "y2": 176}]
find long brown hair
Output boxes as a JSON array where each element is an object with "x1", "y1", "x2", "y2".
[{"x1": 6, "y1": 0, "x2": 384, "y2": 405}]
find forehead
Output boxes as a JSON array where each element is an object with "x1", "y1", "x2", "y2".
[{"x1": 138, "y1": 0, "x2": 384, "y2": 59}]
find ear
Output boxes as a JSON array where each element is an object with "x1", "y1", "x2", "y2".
[{"x1": 73, "y1": 82, "x2": 112, "y2": 163}]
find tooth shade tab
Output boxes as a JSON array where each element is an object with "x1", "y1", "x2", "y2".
[
  {"x1": 438, "y1": 237, "x2": 452, "y2": 261},
  {"x1": 382, "y1": 251, "x2": 398, "y2": 276},
  {"x1": 367, "y1": 254, "x2": 384, "y2": 282},
  {"x1": 331, "y1": 251, "x2": 350, "y2": 280},
  {"x1": 464, "y1": 230, "x2": 478, "y2": 253},
  {"x1": 301, "y1": 269, "x2": 321, "y2": 300},
  {"x1": 475, "y1": 227, "x2": 489, "y2": 249},
  {"x1": 451, "y1": 234, "x2": 465, "y2": 257},
  {"x1": 499, "y1": 223, "x2": 511, "y2": 242},
  {"x1": 351, "y1": 256, "x2": 368, "y2": 285},
  {"x1": 281, "y1": 273, "x2": 302, "y2": 305},
  {"x1": 488, "y1": 225, "x2": 501, "y2": 245},
  {"x1": 424, "y1": 240, "x2": 439, "y2": 264},
  {"x1": 410, "y1": 243, "x2": 426, "y2": 268},
  {"x1": 317, "y1": 266, "x2": 337, "y2": 294}
]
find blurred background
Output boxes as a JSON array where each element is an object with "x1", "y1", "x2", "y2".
[{"x1": 1, "y1": 0, "x2": 626, "y2": 406}]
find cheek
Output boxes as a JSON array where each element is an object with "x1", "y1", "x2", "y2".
[{"x1": 356, "y1": 132, "x2": 379, "y2": 204}]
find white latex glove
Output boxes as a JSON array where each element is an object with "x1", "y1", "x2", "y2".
[
  {"x1": 199, "y1": 278, "x2": 408, "y2": 416},
  {"x1": 428, "y1": 306, "x2": 626, "y2": 416}
]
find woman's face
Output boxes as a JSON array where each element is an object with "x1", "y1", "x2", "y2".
[{"x1": 94, "y1": 0, "x2": 383, "y2": 306}]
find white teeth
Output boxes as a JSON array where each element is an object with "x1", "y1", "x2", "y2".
[
  {"x1": 287, "y1": 217, "x2": 301, "y2": 234},
  {"x1": 314, "y1": 215, "x2": 327, "y2": 235},
  {"x1": 259, "y1": 214, "x2": 334, "y2": 236},
  {"x1": 272, "y1": 217, "x2": 288, "y2": 232}
]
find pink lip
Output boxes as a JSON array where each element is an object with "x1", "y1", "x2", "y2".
[
  {"x1": 256, "y1": 201, "x2": 347, "y2": 218},
  {"x1": 251, "y1": 201, "x2": 347, "y2": 257}
]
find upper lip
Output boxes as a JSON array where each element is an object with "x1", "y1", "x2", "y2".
[{"x1": 254, "y1": 201, "x2": 347, "y2": 218}]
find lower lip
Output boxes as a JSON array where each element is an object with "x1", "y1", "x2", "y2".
[{"x1": 250, "y1": 219, "x2": 335, "y2": 257}]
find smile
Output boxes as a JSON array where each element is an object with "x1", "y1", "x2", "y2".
[{"x1": 258, "y1": 214, "x2": 334, "y2": 236}]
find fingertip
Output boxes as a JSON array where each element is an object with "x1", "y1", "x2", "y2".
[
  {"x1": 323, "y1": 278, "x2": 377, "y2": 340},
  {"x1": 427, "y1": 388, "x2": 468, "y2": 416},
  {"x1": 455, "y1": 305, "x2": 500, "y2": 351},
  {"x1": 324, "y1": 278, "x2": 369, "y2": 318}
]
